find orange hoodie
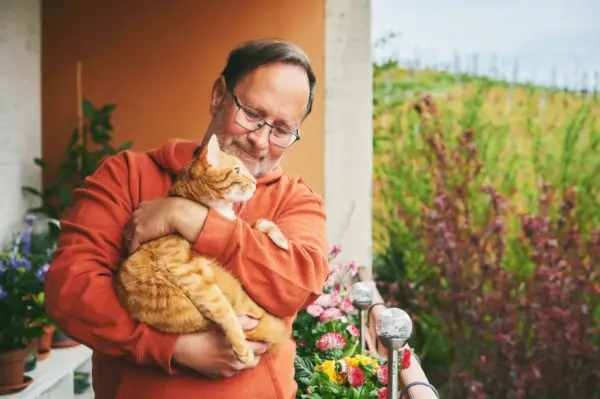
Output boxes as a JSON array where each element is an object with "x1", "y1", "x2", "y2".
[{"x1": 44, "y1": 139, "x2": 329, "y2": 399}]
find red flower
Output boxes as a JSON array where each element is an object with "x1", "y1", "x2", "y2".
[
  {"x1": 346, "y1": 324, "x2": 360, "y2": 338},
  {"x1": 316, "y1": 332, "x2": 347, "y2": 351},
  {"x1": 377, "y1": 387, "x2": 388, "y2": 399},
  {"x1": 319, "y1": 307, "x2": 344, "y2": 322},
  {"x1": 347, "y1": 366, "x2": 365, "y2": 387},
  {"x1": 377, "y1": 364, "x2": 388, "y2": 385},
  {"x1": 401, "y1": 348, "x2": 412, "y2": 369}
]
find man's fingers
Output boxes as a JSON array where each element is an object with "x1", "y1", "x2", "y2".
[
  {"x1": 231, "y1": 355, "x2": 261, "y2": 371},
  {"x1": 248, "y1": 341, "x2": 269, "y2": 356},
  {"x1": 237, "y1": 315, "x2": 258, "y2": 330}
]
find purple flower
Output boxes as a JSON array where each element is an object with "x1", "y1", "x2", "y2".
[
  {"x1": 10, "y1": 254, "x2": 31, "y2": 272},
  {"x1": 36, "y1": 263, "x2": 51, "y2": 281},
  {"x1": 0, "y1": 284, "x2": 6, "y2": 301}
]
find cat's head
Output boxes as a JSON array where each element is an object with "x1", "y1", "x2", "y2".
[{"x1": 169, "y1": 135, "x2": 257, "y2": 204}]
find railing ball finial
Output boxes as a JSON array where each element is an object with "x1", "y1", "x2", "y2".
[
  {"x1": 376, "y1": 307, "x2": 413, "y2": 399},
  {"x1": 350, "y1": 282, "x2": 373, "y2": 353}
]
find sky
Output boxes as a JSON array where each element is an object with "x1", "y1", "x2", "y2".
[{"x1": 371, "y1": 0, "x2": 600, "y2": 90}]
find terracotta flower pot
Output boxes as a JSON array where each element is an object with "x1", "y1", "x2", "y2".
[
  {"x1": 37, "y1": 324, "x2": 56, "y2": 353},
  {"x1": 0, "y1": 348, "x2": 27, "y2": 387}
]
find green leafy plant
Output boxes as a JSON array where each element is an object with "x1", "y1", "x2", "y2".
[
  {"x1": 0, "y1": 253, "x2": 46, "y2": 351},
  {"x1": 23, "y1": 99, "x2": 132, "y2": 219}
]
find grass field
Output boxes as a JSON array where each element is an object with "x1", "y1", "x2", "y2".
[{"x1": 372, "y1": 64, "x2": 600, "y2": 254}]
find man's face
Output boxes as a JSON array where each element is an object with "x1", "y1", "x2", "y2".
[{"x1": 207, "y1": 62, "x2": 310, "y2": 177}]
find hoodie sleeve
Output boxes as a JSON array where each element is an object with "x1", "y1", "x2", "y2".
[
  {"x1": 44, "y1": 154, "x2": 179, "y2": 373},
  {"x1": 191, "y1": 179, "x2": 329, "y2": 318}
]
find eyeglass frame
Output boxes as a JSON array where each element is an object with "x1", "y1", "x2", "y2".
[{"x1": 226, "y1": 85, "x2": 301, "y2": 148}]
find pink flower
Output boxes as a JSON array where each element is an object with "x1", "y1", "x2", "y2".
[
  {"x1": 347, "y1": 366, "x2": 365, "y2": 387},
  {"x1": 331, "y1": 245, "x2": 342, "y2": 256},
  {"x1": 319, "y1": 307, "x2": 344, "y2": 322},
  {"x1": 314, "y1": 293, "x2": 337, "y2": 308},
  {"x1": 339, "y1": 297, "x2": 356, "y2": 314},
  {"x1": 316, "y1": 332, "x2": 347, "y2": 351},
  {"x1": 377, "y1": 387, "x2": 388, "y2": 399},
  {"x1": 338, "y1": 358, "x2": 349, "y2": 373},
  {"x1": 347, "y1": 261, "x2": 359, "y2": 276},
  {"x1": 377, "y1": 364, "x2": 388, "y2": 385},
  {"x1": 346, "y1": 324, "x2": 360, "y2": 338},
  {"x1": 306, "y1": 304, "x2": 324, "y2": 317}
]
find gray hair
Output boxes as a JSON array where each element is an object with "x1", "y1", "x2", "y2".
[{"x1": 220, "y1": 38, "x2": 316, "y2": 119}]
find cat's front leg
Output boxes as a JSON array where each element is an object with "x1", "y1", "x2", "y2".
[{"x1": 253, "y1": 219, "x2": 289, "y2": 250}]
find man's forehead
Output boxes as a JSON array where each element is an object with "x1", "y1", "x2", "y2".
[{"x1": 235, "y1": 66, "x2": 309, "y2": 124}]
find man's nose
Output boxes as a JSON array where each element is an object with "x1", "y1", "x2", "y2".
[{"x1": 247, "y1": 124, "x2": 270, "y2": 151}]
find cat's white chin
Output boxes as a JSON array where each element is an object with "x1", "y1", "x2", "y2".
[{"x1": 224, "y1": 186, "x2": 255, "y2": 203}]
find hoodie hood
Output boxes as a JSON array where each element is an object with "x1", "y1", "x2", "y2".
[{"x1": 146, "y1": 138, "x2": 284, "y2": 185}]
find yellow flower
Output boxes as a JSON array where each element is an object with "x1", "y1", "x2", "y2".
[
  {"x1": 341, "y1": 354, "x2": 380, "y2": 373},
  {"x1": 314, "y1": 354, "x2": 380, "y2": 385},
  {"x1": 315, "y1": 360, "x2": 344, "y2": 384}
]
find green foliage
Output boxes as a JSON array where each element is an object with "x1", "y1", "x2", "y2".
[
  {"x1": 23, "y1": 99, "x2": 132, "y2": 219},
  {"x1": 372, "y1": 64, "x2": 600, "y2": 397},
  {"x1": 0, "y1": 253, "x2": 47, "y2": 351}
]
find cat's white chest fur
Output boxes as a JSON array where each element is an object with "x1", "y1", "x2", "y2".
[{"x1": 205, "y1": 201, "x2": 236, "y2": 220}]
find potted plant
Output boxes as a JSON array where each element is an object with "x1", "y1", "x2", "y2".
[
  {"x1": 6, "y1": 213, "x2": 60, "y2": 360},
  {"x1": 0, "y1": 253, "x2": 44, "y2": 394}
]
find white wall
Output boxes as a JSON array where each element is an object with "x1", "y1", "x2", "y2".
[
  {"x1": 0, "y1": 0, "x2": 41, "y2": 243},
  {"x1": 325, "y1": 0, "x2": 373, "y2": 269}
]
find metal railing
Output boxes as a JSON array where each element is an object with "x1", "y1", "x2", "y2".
[{"x1": 357, "y1": 270, "x2": 439, "y2": 399}]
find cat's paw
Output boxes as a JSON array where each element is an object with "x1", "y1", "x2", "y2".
[
  {"x1": 254, "y1": 219, "x2": 289, "y2": 250},
  {"x1": 233, "y1": 343, "x2": 255, "y2": 366}
]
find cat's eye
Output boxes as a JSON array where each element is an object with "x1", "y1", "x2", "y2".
[{"x1": 234, "y1": 167, "x2": 241, "y2": 175}]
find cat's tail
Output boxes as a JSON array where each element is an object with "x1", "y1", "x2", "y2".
[{"x1": 254, "y1": 219, "x2": 288, "y2": 250}]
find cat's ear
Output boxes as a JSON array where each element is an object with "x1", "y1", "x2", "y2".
[{"x1": 204, "y1": 135, "x2": 221, "y2": 167}]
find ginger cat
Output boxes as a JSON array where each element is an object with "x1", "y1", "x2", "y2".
[{"x1": 114, "y1": 135, "x2": 289, "y2": 366}]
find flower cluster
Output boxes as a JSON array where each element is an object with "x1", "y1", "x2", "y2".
[
  {"x1": 293, "y1": 246, "x2": 398, "y2": 399},
  {"x1": 0, "y1": 213, "x2": 57, "y2": 351}
]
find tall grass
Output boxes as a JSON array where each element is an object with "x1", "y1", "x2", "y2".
[
  {"x1": 372, "y1": 63, "x2": 600, "y2": 397},
  {"x1": 373, "y1": 64, "x2": 600, "y2": 258}
]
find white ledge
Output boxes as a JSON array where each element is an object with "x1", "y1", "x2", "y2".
[{"x1": 1, "y1": 345, "x2": 92, "y2": 399}]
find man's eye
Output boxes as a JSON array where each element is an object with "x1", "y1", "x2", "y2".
[
  {"x1": 273, "y1": 128, "x2": 292, "y2": 138},
  {"x1": 244, "y1": 109, "x2": 262, "y2": 121}
]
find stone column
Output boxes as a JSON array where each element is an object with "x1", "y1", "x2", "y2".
[{"x1": 324, "y1": 0, "x2": 373, "y2": 269}]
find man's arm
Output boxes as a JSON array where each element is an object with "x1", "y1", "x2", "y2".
[
  {"x1": 190, "y1": 179, "x2": 330, "y2": 318},
  {"x1": 44, "y1": 154, "x2": 178, "y2": 373}
]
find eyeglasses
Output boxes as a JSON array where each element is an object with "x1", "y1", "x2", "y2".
[{"x1": 229, "y1": 90, "x2": 301, "y2": 148}]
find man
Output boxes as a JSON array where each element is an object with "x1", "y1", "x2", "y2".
[{"x1": 44, "y1": 39, "x2": 329, "y2": 399}]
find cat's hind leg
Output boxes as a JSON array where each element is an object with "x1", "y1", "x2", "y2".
[
  {"x1": 253, "y1": 219, "x2": 288, "y2": 250},
  {"x1": 164, "y1": 256, "x2": 255, "y2": 366}
]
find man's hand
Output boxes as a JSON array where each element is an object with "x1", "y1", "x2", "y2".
[
  {"x1": 172, "y1": 316, "x2": 271, "y2": 379},
  {"x1": 123, "y1": 197, "x2": 208, "y2": 255}
]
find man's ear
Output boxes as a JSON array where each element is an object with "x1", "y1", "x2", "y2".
[
  {"x1": 205, "y1": 134, "x2": 221, "y2": 167},
  {"x1": 210, "y1": 76, "x2": 227, "y2": 116}
]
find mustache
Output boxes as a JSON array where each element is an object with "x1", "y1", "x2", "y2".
[{"x1": 231, "y1": 141, "x2": 268, "y2": 159}]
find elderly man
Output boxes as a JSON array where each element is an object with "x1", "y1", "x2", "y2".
[{"x1": 44, "y1": 39, "x2": 329, "y2": 399}]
